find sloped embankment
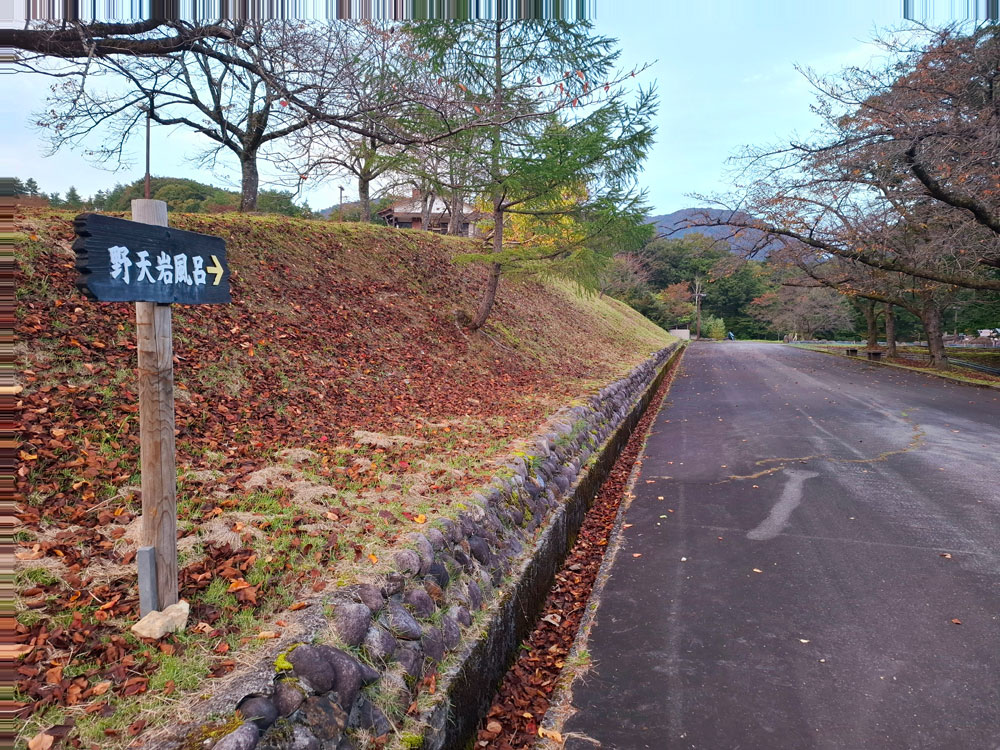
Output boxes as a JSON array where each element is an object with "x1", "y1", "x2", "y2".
[{"x1": 16, "y1": 208, "x2": 673, "y2": 748}]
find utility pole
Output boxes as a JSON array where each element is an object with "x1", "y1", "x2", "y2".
[{"x1": 339, "y1": 185, "x2": 344, "y2": 221}]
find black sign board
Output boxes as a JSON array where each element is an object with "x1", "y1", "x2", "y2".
[{"x1": 73, "y1": 213, "x2": 230, "y2": 304}]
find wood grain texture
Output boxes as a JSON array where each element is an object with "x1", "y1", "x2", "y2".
[{"x1": 133, "y1": 199, "x2": 179, "y2": 609}]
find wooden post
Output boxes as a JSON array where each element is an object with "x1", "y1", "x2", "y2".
[{"x1": 131, "y1": 199, "x2": 178, "y2": 611}]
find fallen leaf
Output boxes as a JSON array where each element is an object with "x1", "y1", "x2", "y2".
[
  {"x1": 940, "y1": 553, "x2": 952, "y2": 559},
  {"x1": 27, "y1": 732, "x2": 55, "y2": 750},
  {"x1": 486, "y1": 720, "x2": 502, "y2": 733},
  {"x1": 538, "y1": 727, "x2": 563, "y2": 742},
  {"x1": 368, "y1": 553, "x2": 378, "y2": 564},
  {"x1": 951, "y1": 618, "x2": 962, "y2": 625},
  {"x1": 289, "y1": 601, "x2": 309, "y2": 611},
  {"x1": 632, "y1": 553, "x2": 642, "y2": 558},
  {"x1": 752, "y1": 568, "x2": 763, "y2": 574},
  {"x1": 623, "y1": 523, "x2": 633, "y2": 529},
  {"x1": 92, "y1": 681, "x2": 112, "y2": 696},
  {"x1": 414, "y1": 514, "x2": 427, "y2": 524}
]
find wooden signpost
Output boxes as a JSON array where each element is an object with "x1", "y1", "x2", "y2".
[{"x1": 73, "y1": 200, "x2": 230, "y2": 616}]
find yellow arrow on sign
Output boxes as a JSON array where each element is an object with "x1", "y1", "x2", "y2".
[{"x1": 207, "y1": 255, "x2": 224, "y2": 286}]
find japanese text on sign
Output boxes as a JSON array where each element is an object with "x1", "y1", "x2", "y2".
[
  {"x1": 108, "y1": 246, "x2": 223, "y2": 287},
  {"x1": 73, "y1": 212, "x2": 230, "y2": 304}
]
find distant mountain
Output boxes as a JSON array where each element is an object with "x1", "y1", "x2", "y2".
[{"x1": 647, "y1": 207, "x2": 780, "y2": 258}]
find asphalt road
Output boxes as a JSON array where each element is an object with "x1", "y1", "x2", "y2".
[{"x1": 562, "y1": 343, "x2": 1000, "y2": 750}]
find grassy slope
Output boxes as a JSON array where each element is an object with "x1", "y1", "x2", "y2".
[{"x1": 16, "y1": 209, "x2": 671, "y2": 747}]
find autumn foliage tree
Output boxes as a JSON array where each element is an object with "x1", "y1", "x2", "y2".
[{"x1": 704, "y1": 24, "x2": 1000, "y2": 365}]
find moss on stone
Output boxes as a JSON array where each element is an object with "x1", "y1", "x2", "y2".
[
  {"x1": 177, "y1": 713, "x2": 244, "y2": 750},
  {"x1": 274, "y1": 643, "x2": 301, "y2": 672},
  {"x1": 401, "y1": 732, "x2": 424, "y2": 748}
]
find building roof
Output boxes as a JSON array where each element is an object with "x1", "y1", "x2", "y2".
[{"x1": 377, "y1": 195, "x2": 482, "y2": 221}]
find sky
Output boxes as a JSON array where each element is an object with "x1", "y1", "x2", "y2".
[{"x1": 0, "y1": 1, "x2": 962, "y2": 214}]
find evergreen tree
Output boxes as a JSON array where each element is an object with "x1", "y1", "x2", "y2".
[
  {"x1": 64, "y1": 186, "x2": 83, "y2": 208},
  {"x1": 414, "y1": 21, "x2": 656, "y2": 329}
]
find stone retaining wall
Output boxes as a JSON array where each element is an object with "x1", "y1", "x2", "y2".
[{"x1": 191, "y1": 342, "x2": 682, "y2": 750}]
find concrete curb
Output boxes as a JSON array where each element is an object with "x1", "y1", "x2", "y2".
[
  {"x1": 789, "y1": 344, "x2": 1000, "y2": 392},
  {"x1": 418, "y1": 342, "x2": 686, "y2": 750}
]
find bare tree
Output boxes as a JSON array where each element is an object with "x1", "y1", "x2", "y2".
[
  {"x1": 28, "y1": 22, "x2": 344, "y2": 210},
  {"x1": 750, "y1": 285, "x2": 852, "y2": 341}
]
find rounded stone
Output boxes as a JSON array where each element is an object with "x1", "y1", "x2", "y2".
[
  {"x1": 362, "y1": 624, "x2": 398, "y2": 665},
  {"x1": 332, "y1": 602, "x2": 372, "y2": 648},
  {"x1": 438, "y1": 518, "x2": 460, "y2": 544},
  {"x1": 448, "y1": 604, "x2": 472, "y2": 628},
  {"x1": 441, "y1": 615, "x2": 461, "y2": 648},
  {"x1": 381, "y1": 600, "x2": 422, "y2": 640},
  {"x1": 296, "y1": 695, "x2": 347, "y2": 744},
  {"x1": 396, "y1": 644, "x2": 424, "y2": 678},
  {"x1": 314, "y1": 645, "x2": 365, "y2": 710},
  {"x1": 466, "y1": 581, "x2": 483, "y2": 611},
  {"x1": 467, "y1": 536, "x2": 491, "y2": 565},
  {"x1": 403, "y1": 588, "x2": 436, "y2": 619},
  {"x1": 421, "y1": 626, "x2": 445, "y2": 663},
  {"x1": 272, "y1": 679, "x2": 306, "y2": 718},
  {"x1": 452, "y1": 548, "x2": 472, "y2": 571},
  {"x1": 348, "y1": 696, "x2": 392, "y2": 737},
  {"x1": 288, "y1": 645, "x2": 336, "y2": 694},
  {"x1": 355, "y1": 583, "x2": 385, "y2": 613},
  {"x1": 212, "y1": 722, "x2": 260, "y2": 750},
  {"x1": 406, "y1": 533, "x2": 435, "y2": 574},
  {"x1": 393, "y1": 549, "x2": 422, "y2": 577},
  {"x1": 426, "y1": 562, "x2": 450, "y2": 590},
  {"x1": 237, "y1": 695, "x2": 278, "y2": 730},
  {"x1": 424, "y1": 527, "x2": 446, "y2": 551}
]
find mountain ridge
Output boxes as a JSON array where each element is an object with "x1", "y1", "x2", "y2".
[{"x1": 647, "y1": 207, "x2": 779, "y2": 257}]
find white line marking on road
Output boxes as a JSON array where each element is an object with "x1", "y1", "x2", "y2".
[{"x1": 747, "y1": 469, "x2": 819, "y2": 541}]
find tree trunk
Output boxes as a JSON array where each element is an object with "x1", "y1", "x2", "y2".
[
  {"x1": 421, "y1": 191, "x2": 434, "y2": 230},
  {"x1": 448, "y1": 190, "x2": 464, "y2": 235},
  {"x1": 469, "y1": 18, "x2": 506, "y2": 331},
  {"x1": 470, "y1": 206, "x2": 504, "y2": 330},
  {"x1": 920, "y1": 303, "x2": 947, "y2": 369},
  {"x1": 240, "y1": 154, "x2": 259, "y2": 212},
  {"x1": 863, "y1": 300, "x2": 879, "y2": 350},
  {"x1": 358, "y1": 175, "x2": 371, "y2": 223},
  {"x1": 884, "y1": 303, "x2": 897, "y2": 357}
]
